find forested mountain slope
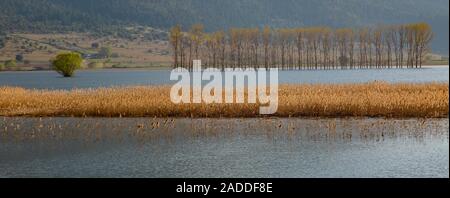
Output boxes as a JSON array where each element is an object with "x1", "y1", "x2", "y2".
[{"x1": 0, "y1": 0, "x2": 448, "y2": 54}]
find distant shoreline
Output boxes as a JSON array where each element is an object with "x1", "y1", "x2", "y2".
[{"x1": 0, "y1": 64, "x2": 448, "y2": 73}]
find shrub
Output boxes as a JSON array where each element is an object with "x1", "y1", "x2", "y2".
[
  {"x1": 111, "y1": 53, "x2": 120, "y2": 58},
  {"x1": 98, "y1": 46, "x2": 112, "y2": 58},
  {"x1": 91, "y1": 43, "x2": 99, "y2": 49},
  {"x1": 112, "y1": 63, "x2": 124, "y2": 68},
  {"x1": 88, "y1": 62, "x2": 104, "y2": 69},
  {"x1": 5, "y1": 60, "x2": 16, "y2": 68},
  {"x1": 0, "y1": 63, "x2": 4, "y2": 71},
  {"x1": 15, "y1": 54, "x2": 24, "y2": 62},
  {"x1": 52, "y1": 52, "x2": 83, "y2": 77}
]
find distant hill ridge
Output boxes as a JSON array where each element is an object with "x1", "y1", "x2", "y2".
[{"x1": 0, "y1": 0, "x2": 448, "y2": 54}]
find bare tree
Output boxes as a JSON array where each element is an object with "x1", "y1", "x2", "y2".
[
  {"x1": 263, "y1": 26, "x2": 271, "y2": 69},
  {"x1": 169, "y1": 22, "x2": 433, "y2": 71},
  {"x1": 169, "y1": 25, "x2": 182, "y2": 68}
]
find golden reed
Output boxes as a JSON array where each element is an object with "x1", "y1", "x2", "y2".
[{"x1": 0, "y1": 82, "x2": 448, "y2": 118}]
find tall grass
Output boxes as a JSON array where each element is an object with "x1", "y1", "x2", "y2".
[{"x1": 0, "y1": 82, "x2": 448, "y2": 118}]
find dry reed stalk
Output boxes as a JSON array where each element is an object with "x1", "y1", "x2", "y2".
[{"x1": 0, "y1": 82, "x2": 448, "y2": 118}]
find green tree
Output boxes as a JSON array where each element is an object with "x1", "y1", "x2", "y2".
[
  {"x1": 91, "y1": 42, "x2": 99, "y2": 49},
  {"x1": 52, "y1": 52, "x2": 83, "y2": 77},
  {"x1": 5, "y1": 60, "x2": 16, "y2": 68},
  {"x1": 15, "y1": 54, "x2": 24, "y2": 62},
  {"x1": 98, "y1": 47, "x2": 112, "y2": 58}
]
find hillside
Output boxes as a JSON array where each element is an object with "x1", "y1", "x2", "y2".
[{"x1": 0, "y1": 0, "x2": 448, "y2": 54}]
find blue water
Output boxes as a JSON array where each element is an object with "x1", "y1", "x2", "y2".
[
  {"x1": 0, "y1": 66, "x2": 448, "y2": 89},
  {"x1": 0, "y1": 117, "x2": 448, "y2": 178},
  {"x1": 1, "y1": 67, "x2": 448, "y2": 178}
]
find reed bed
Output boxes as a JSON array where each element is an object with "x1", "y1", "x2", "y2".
[{"x1": 0, "y1": 82, "x2": 448, "y2": 118}]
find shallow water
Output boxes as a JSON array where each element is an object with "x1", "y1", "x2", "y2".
[
  {"x1": 0, "y1": 117, "x2": 448, "y2": 178},
  {"x1": 0, "y1": 66, "x2": 448, "y2": 89}
]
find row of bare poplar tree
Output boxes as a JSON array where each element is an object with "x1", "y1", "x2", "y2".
[{"x1": 169, "y1": 23, "x2": 432, "y2": 70}]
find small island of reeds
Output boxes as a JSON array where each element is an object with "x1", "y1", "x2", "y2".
[{"x1": 0, "y1": 82, "x2": 448, "y2": 118}]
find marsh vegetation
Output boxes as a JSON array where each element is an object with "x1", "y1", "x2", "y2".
[
  {"x1": 0, "y1": 82, "x2": 447, "y2": 118},
  {"x1": 0, "y1": 117, "x2": 448, "y2": 177}
]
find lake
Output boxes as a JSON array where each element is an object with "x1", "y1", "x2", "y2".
[
  {"x1": 0, "y1": 66, "x2": 448, "y2": 89},
  {"x1": 0, "y1": 117, "x2": 448, "y2": 178},
  {"x1": 0, "y1": 67, "x2": 448, "y2": 178}
]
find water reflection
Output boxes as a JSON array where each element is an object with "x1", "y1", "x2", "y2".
[
  {"x1": 0, "y1": 117, "x2": 448, "y2": 178},
  {"x1": 1, "y1": 117, "x2": 448, "y2": 144}
]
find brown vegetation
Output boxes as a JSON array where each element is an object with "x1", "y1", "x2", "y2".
[{"x1": 0, "y1": 82, "x2": 447, "y2": 118}]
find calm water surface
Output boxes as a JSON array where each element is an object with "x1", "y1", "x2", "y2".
[
  {"x1": 1, "y1": 67, "x2": 448, "y2": 178},
  {"x1": 0, "y1": 66, "x2": 448, "y2": 89},
  {"x1": 0, "y1": 117, "x2": 448, "y2": 178}
]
